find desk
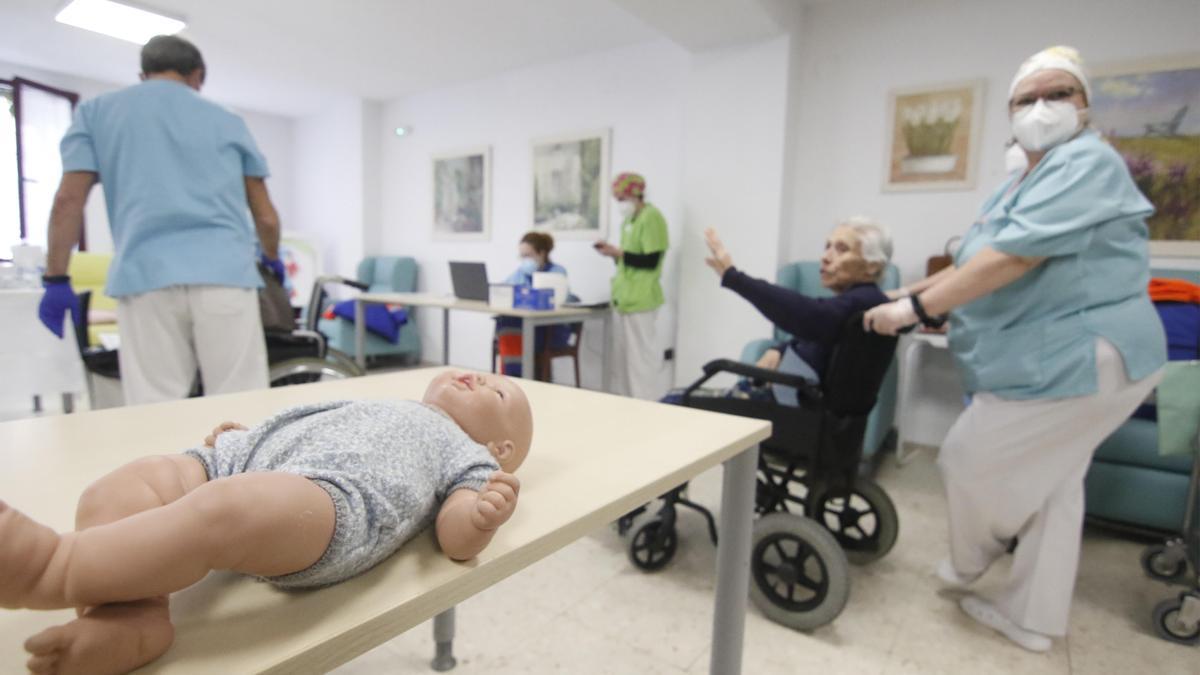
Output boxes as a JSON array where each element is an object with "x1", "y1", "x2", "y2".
[
  {"x1": 355, "y1": 293, "x2": 612, "y2": 390},
  {"x1": 0, "y1": 367, "x2": 769, "y2": 674},
  {"x1": 895, "y1": 331, "x2": 965, "y2": 464},
  {"x1": 0, "y1": 289, "x2": 88, "y2": 411}
]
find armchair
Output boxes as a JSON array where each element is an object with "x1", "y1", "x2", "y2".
[
  {"x1": 319, "y1": 256, "x2": 421, "y2": 364},
  {"x1": 739, "y1": 261, "x2": 901, "y2": 469}
]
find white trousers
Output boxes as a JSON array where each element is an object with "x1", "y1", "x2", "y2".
[
  {"x1": 609, "y1": 307, "x2": 662, "y2": 400},
  {"x1": 937, "y1": 337, "x2": 1161, "y2": 636},
  {"x1": 116, "y1": 286, "x2": 269, "y2": 405}
]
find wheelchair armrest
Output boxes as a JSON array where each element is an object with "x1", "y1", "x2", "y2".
[{"x1": 695, "y1": 359, "x2": 823, "y2": 403}]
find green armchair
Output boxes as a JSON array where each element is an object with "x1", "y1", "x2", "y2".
[
  {"x1": 319, "y1": 257, "x2": 421, "y2": 364},
  {"x1": 1084, "y1": 267, "x2": 1199, "y2": 533},
  {"x1": 739, "y1": 261, "x2": 901, "y2": 468}
]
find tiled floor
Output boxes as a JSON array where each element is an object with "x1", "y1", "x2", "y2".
[{"x1": 331, "y1": 447, "x2": 1197, "y2": 675}]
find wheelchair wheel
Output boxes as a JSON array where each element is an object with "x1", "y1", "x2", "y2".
[
  {"x1": 626, "y1": 512, "x2": 678, "y2": 572},
  {"x1": 749, "y1": 512, "x2": 850, "y2": 631},
  {"x1": 269, "y1": 357, "x2": 359, "y2": 387},
  {"x1": 1152, "y1": 594, "x2": 1200, "y2": 645},
  {"x1": 1141, "y1": 542, "x2": 1189, "y2": 584},
  {"x1": 808, "y1": 479, "x2": 898, "y2": 565}
]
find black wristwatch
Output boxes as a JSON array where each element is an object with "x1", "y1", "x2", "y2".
[
  {"x1": 910, "y1": 293, "x2": 947, "y2": 329},
  {"x1": 41, "y1": 274, "x2": 70, "y2": 284}
]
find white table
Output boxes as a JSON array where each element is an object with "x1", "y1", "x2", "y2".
[
  {"x1": 895, "y1": 331, "x2": 965, "y2": 464},
  {"x1": 0, "y1": 288, "x2": 89, "y2": 412},
  {"x1": 0, "y1": 367, "x2": 770, "y2": 674},
  {"x1": 354, "y1": 292, "x2": 612, "y2": 390}
]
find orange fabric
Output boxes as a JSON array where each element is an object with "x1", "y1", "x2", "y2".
[
  {"x1": 497, "y1": 333, "x2": 523, "y2": 357},
  {"x1": 1149, "y1": 278, "x2": 1200, "y2": 304}
]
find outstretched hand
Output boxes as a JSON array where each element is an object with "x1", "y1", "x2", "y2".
[
  {"x1": 703, "y1": 228, "x2": 734, "y2": 277},
  {"x1": 203, "y1": 421, "x2": 248, "y2": 448},
  {"x1": 472, "y1": 471, "x2": 520, "y2": 531}
]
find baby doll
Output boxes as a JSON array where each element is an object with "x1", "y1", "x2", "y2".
[{"x1": 0, "y1": 370, "x2": 533, "y2": 675}]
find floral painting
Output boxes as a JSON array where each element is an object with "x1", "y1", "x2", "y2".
[
  {"x1": 884, "y1": 81, "x2": 984, "y2": 191},
  {"x1": 1091, "y1": 59, "x2": 1200, "y2": 253},
  {"x1": 532, "y1": 129, "x2": 610, "y2": 238},
  {"x1": 433, "y1": 147, "x2": 491, "y2": 241}
]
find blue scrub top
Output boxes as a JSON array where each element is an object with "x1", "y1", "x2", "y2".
[
  {"x1": 949, "y1": 129, "x2": 1166, "y2": 400},
  {"x1": 60, "y1": 80, "x2": 269, "y2": 297}
]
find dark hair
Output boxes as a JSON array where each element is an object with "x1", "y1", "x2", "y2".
[
  {"x1": 520, "y1": 231, "x2": 555, "y2": 257},
  {"x1": 141, "y1": 35, "x2": 205, "y2": 78}
]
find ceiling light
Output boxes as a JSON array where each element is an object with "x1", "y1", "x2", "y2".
[
  {"x1": 56, "y1": 0, "x2": 186, "y2": 45},
  {"x1": 394, "y1": 126, "x2": 411, "y2": 137}
]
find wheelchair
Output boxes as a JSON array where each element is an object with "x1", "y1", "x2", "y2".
[
  {"x1": 77, "y1": 275, "x2": 367, "y2": 391},
  {"x1": 617, "y1": 311, "x2": 900, "y2": 630}
]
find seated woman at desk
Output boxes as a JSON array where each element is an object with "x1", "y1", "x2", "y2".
[
  {"x1": 495, "y1": 231, "x2": 573, "y2": 379},
  {"x1": 0, "y1": 370, "x2": 532, "y2": 675},
  {"x1": 700, "y1": 218, "x2": 892, "y2": 403}
]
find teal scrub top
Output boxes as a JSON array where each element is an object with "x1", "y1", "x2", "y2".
[
  {"x1": 60, "y1": 80, "x2": 268, "y2": 297},
  {"x1": 948, "y1": 129, "x2": 1166, "y2": 400}
]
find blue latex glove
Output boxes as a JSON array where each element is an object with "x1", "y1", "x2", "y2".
[
  {"x1": 261, "y1": 253, "x2": 286, "y2": 283},
  {"x1": 38, "y1": 277, "x2": 81, "y2": 339}
]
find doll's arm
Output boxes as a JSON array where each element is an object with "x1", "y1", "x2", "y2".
[{"x1": 435, "y1": 471, "x2": 520, "y2": 561}]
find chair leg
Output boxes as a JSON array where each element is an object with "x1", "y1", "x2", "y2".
[{"x1": 572, "y1": 355, "x2": 580, "y2": 388}]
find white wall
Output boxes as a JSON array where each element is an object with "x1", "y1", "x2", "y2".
[
  {"x1": 673, "y1": 35, "x2": 794, "y2": 387},
  {"x1": 0, "y1": 59, "x2": 295, "y2": 256},
  {"x1": 378, "y1": 40, "x2": 690, "y2": 386},
  {"x1": 785, "y1": 0, "x2": 1200, "y2": 286}
]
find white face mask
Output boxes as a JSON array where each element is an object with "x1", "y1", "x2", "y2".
[
  {"x1": 617, "y1": 200, "x2": 636, "y2": 219},
  {"x1": 1004, "y1": 143, "x2": 1029, "y2": 174},
  {"x1": 1011, "y1": 99, "x2": 1083, "y2": 152}
]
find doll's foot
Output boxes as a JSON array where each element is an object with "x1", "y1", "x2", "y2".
[
  {"x1": 25, "y1": 600, "x2": 174, "y2": 675},
  {"x1": 0, "y1": 500, "x2": 68, "y2": 609}
]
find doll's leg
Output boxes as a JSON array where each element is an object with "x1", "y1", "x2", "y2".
[
  {"x1": 1, "y1": 471, "x2": 335, "y2": 609},
  {"x1": 23, "y1": 455, "x2": 209, "y2": 675}
]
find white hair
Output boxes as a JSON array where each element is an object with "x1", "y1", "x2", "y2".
[{"x1": 836, "y1": 216, "x2": 892, "y2": 279}]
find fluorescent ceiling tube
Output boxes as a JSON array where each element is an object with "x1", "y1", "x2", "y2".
[{"x1": 56, "y1": 0, "x2": 186, "y2": 45}]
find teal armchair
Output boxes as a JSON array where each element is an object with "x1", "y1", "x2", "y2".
[
  {"x1": 1084, "y1": 267, "x2": 1199, "y2": 533},
  {"x1": 319, "y1": 257, "x2": 422, "y2": 364},
  {"x1": 739, "y1": 261, "x2": 901, "y2": 468}
]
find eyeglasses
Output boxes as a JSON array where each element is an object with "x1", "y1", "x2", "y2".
[{"x1": 1010, "y1": 87, "x2": 1081, "y2": 109}]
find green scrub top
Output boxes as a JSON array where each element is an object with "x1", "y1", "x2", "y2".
[
  {"x1": 612, "y1": 202, "x2": 669, "y2": 314},
  {"x1": 948, "y1": 129, "x2": 1166, "y2": 400}
]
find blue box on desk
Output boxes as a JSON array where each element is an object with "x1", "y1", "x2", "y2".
[{"x1": 513, "y1": 286, "x2": 554, "y2": 310}]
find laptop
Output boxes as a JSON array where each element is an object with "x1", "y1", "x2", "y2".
[{"x1": 449, "y1": 261, "x2": 490, "y2": 301}]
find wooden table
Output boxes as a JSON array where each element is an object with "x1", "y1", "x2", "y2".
[
  {"x1": 354, "y1": 293, "x2": 612, "y2": 390},
  {"x1": 0, "y1": 368, "x2": 769, "y2": 674}
]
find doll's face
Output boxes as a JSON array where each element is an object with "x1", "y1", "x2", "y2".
[{"x1": 423, "y1": 371, "x2": 533, "y2": 472}]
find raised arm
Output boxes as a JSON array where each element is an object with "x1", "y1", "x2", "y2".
[{"x1": 435, "y1": 471, "x2": 520, "y2": 561}]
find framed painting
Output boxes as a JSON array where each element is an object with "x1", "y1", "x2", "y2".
[
  {"x1": 531, "y1": 128, "x2": 610, "y2": 239},
  {"x1": 432, "y1": 147, "x2": 491, "y2": 241},
  {"x1": 1091, "y1": 54, "x2": 1200, "y2": 257},
  {"x1": 883, "y1": 80, "x2": 985, "y2": 191}
]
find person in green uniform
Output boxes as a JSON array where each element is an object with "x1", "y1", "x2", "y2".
[{"x1": 593, "y1": 172, "x2": 669, "y2": 399}]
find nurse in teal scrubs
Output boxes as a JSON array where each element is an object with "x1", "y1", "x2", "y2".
[{"x1": 865, "y1": 46, "x2": 1166, "y2": 652}]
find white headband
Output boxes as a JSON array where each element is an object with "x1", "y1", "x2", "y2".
[{"x1": 1008, "y1": 46, "x2": 1091, "y2": 104}]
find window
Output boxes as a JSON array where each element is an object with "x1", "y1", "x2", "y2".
[{"x1": 3, "y1": 77, "x2": 80, "y2": 260}]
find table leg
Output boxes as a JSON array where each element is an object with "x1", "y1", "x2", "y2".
[
  {"x1": 354, "y1": 300, "x2": 366, "y2": 371},
  {"x1": 710, "y1": 444, "x2": 758, "y2": 675},
  {"x1": 521, "y1": 318, "x2": 534, "y2": 380},
  {"x1": 895, "y1": 338, "x2": 923, "y2": 466},
  {"x1": 430, "y1": 607, "x2": 456, "y2": 671},
  {"x1": 442, "y1": 308, "x2": 450, "y2": 366}
]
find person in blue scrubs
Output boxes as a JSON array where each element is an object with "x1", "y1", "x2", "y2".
[
  {"x1": 494, "y1": 231, "x2": 572, "y2": 378},
  {"x1": 866, "y1": 46, "x2": 1166, "y2": 652},
  {"x1": 38, "y1": 35, "x2": 284, "y2": 405}
]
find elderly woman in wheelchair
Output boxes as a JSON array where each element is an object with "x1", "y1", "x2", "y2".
[{"x1": 620, "y1": 218, "x2": 899, "y2": 631}]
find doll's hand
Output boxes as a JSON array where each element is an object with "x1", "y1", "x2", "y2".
[
  {"x1": 471, "y1": 471, "x2": 520, "y2": 531},
  {"x1": 203, "y1": 421, "x2": 248, "y2": 448}
]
